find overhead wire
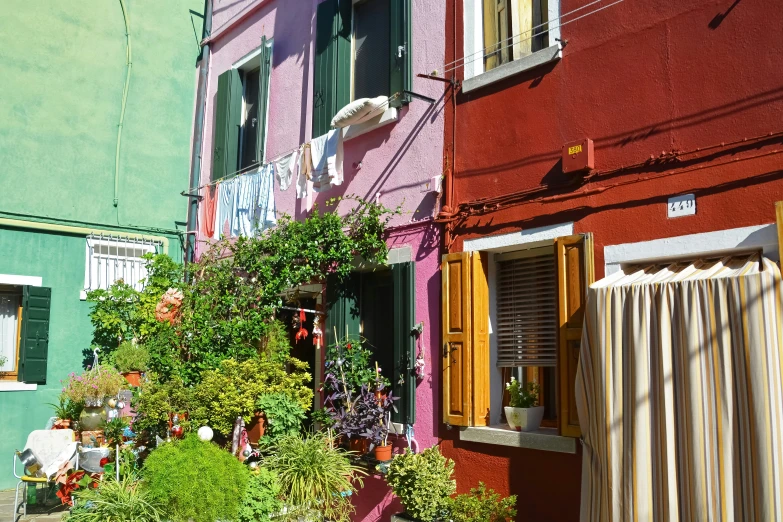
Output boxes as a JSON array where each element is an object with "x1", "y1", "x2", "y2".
[{"x1": 434, "y1": 0, "x2": 626, "y2": 77}]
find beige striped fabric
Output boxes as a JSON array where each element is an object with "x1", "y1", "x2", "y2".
[{"x1": 576, "y1": 253, "x2": 783, "y2": 522}]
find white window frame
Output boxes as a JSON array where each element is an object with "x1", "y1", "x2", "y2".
[
  {"x1": 463, "y1": 222, "x2": 573, "y2": 426},
  {"x1": 462, "y1": 0, "x2": 562, "y2": 92},
  {"x1": 604, "y1": 223, "x2": 780, "y2": 276},
  {"x1": 82, "y1": 236, "x2": 158, "y2": 299},
  {"x1": 0, "y1": 274, "x2": 41, "y2": 392}
]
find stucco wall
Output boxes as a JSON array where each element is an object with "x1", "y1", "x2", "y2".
[
  {"x1": 440, "y1": 0, "x2": 783, "y2": 519},
  {"x1": 199, "y1": 0, "x2": 446, "y2": 229},
  {"x1": 0, "y1": 0, "x2": 198, "y2": 490},
  {"x1": 0, "y1": 0, "x2": 200, "y2": 229},
  {"x1": 199, "y1": 2, "x2": 446, "y2": 519}
]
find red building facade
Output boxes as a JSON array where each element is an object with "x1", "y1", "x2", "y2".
[{"x1": 435, "y1": 1, "x2": 783, "y2": 520}]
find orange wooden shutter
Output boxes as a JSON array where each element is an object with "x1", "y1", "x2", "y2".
[
  {"x1": 556, "y1": 234, "x2": 594, "y2": 438},
  {"x1": 776, "y1": 201, "x2": 783, "y2": 266},
  {"x1": 441, "y1": 251, "x2": 490, "y2": 427},
  {"x1": 470, "y1": 252, "x2": 490, "y2": 427}
]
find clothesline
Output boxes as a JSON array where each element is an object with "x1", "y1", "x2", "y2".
[{"x1": 185, "y1": 92, "x2": 401, "y2": 196}]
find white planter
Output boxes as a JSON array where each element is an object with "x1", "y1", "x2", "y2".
[{"x1": 504, "y1": 406, "x2": 544, "y2": 432}]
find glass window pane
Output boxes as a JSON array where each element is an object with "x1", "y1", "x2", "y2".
[
  {"x1": 353, "y1": 0, "x2": 390, "y2": 100},
  {"x1": 0, "y1": 294, "x2": 20, "y2": 372}
]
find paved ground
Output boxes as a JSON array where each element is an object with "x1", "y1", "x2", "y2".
[{"x1": 0, "y1": 488, "x2": 68, "y2": 522}]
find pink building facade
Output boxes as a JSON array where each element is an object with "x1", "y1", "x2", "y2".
[{"x1": 192, "y1": 1, "x2": 446, "y2": 519}]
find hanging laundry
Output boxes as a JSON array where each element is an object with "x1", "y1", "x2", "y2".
[
  {"x1": 213, "y1": 176, "x2": 237, "y2": 240},
  {"x1": 255, "y1": 163, "x2": 277, "y2": 231},
  {"x1": 201, "y1": 184, "x2": 218, "y2": 238},
  {"x1": 232, "y1": 170, "x2": 261, "y2": 238},
  {"x1": 296, "y1": 143, "x2": 311, "y2": 200},
  {"x1": 310, "y1": 129, "x2": 344, "y2": 192},
  {"x1": 274, "y1": 149, "x2": 299, "y2": 191}
]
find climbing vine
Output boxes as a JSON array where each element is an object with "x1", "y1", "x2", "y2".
[{"x1": 88, "y1": 197, "x2": 398, "y2": 385}]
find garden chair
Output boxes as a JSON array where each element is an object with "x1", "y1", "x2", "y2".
[{"x1": 12, "y1": 429, "x2": 78, "y2": 520}]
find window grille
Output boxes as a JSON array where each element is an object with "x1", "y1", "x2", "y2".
[
  {"x1": 83, "y1": 235, "x2": 159, "y2": 293},
  {"x1": 496, "y1": 247, "x2": 557, "y2": 367}
]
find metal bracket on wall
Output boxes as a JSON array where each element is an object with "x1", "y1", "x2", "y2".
[{"x1": 180, "y1": 190, "x2": 203, "y2": 202}]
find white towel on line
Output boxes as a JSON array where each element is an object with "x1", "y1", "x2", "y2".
[
  {"x1": 274, "y1": 149, "x2": 299, "y2": 191},
  {"x1": 310, "y1": 129, "x2": 343, "y2": 193}
]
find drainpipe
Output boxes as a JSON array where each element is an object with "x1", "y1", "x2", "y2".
[
  {"x1": 115, "y1": 0, "x2": 133, "y2": 208},
  {"x1": 185, "y1": 0, "x2": 213, "y2": 264}
]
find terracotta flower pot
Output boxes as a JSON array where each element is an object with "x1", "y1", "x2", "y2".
[
  {"x1": 349, "y1": 437, "x2": 370, "y2": 455},
  {"x1": 122, "y1": 371, "x2": 142, "y2": 387},
  {"x1": 374, "y1": 443, "x2": 393, "y2": 462},
  {"x1": 246, "y1": 412, "x2": 266, "y2": 447}
]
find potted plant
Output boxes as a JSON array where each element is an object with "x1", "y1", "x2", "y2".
[
  {"x1": 386, "y1": 446, "x2": 456, "y2": 522},
  {"x1": 61, "y1": 364, "x2": 127, "y2": 431},
  {"x1": 326, "y1": 379, "x2": 396, "y2": 456},
  {"x1": 255, "y1": 392, "x2": 306, "y2": 444},
  {"x1": 47, "y1": 396, "x2": 84, "y2": 429},
  {"x1": 112, "y1": 341, "x2": 149, "y2": 387},
  {"x1": 263, "y1": 432, "x2": 367, "y2": 522},
  {"x1": 504, "y1": 377, "x2": 544, "y2": 432}
]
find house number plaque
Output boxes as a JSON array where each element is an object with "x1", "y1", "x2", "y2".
[{"x1": 667, "y1": 194, "x2": 696, "y2": 218}]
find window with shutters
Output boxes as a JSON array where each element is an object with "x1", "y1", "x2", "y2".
[
  {"x1": 326, "y1": 260, "x2": 416, "y2": 426},
  {"x1": 212, "y1": 39, "x2": 273, "y2": 181},
  {"x1": 312, "y1": 0, "x2": 411, "y2": 138},
  {"x1": 483, "y1": 0, "x2": 551, "y2": 72},
  {"x1": 0, "y1": 284, "x2": 51, "y2": 384},
  {"x1": 441, "y1": 234, "x2": 593, "y2": 440}
]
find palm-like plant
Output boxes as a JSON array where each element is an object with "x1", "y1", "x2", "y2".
[
  {"x1": 64, "y1": 474, "x2": 165, "y2": 522},
  {"x1": 262, "y1": 432, "x2": 366, "y2": 522}
]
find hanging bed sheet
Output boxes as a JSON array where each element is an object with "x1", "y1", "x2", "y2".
[{"x1": 577, "y1": 253, "x2": 783, "y2": 522}]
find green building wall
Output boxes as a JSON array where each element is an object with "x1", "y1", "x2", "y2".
[{"x1": 0, "y1": 0, "x2": 200, "y2": 489}]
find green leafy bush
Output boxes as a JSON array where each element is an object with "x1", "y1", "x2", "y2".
[
  {"x1": 239, "y1": 467, "x2": 283, "y2": 522},
  {"x1": 385, "y1": 447, "x2": 456, "y2": 521},
  {"x1": 189, "y1": 357, "x2": 312, "y2": 436},
  {"x1": 64, "y1": 475, "x2": 165, "y2": 522},
  {"x1": 131, "y1": 374, "x2": 191, "y2": 437},
  {"x1": 142, "y1": 435, "x2": 249, "y2": 522},
  {"x1": 101, "y1": 417, "x2": 129, "y2": 446},
  {"x1": 263, "y1": 432, "x2": 366, "y2": 522},
  {"x1": 449, "y1": 483, "x2": 517, "y2": 522},
  {"x1": 112, "y1": 341, "x2": 150, "y2": 373},
  {"x1": 256, "y1": 392, "x2": 306, "y2": 443}
]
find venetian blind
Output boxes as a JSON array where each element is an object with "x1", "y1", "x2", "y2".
[{"x1": 496, "y1": 247, "x2": 557, "y2": 367}]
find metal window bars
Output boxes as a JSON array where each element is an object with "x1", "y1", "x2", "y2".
[{"x1": 84, "y1": 234, "x2": 161, "y2": 293}]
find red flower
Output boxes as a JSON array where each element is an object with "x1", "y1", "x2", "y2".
[
  {"x1": 99, "y1": 457, "x2": 109, "y2": 467},
  {"x1": 346, "y1": 343, "x2": 352, "y2": 350}
]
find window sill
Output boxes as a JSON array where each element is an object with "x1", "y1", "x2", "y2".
[
  {"x1": 0, "y1": 381, "x2": 38, "y2": 392},
  {"x1": 342, "y1": 107, "x2": 399, "y2": 141},
  {"x1": 462, "y1": 44, "x2": 562, "y2": 94},
  {"x1": 459, "y1": 424, "x2": 576, "y2": 454}
]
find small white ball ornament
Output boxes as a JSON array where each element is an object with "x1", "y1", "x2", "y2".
[
  {"x1": 248, "y1": 461, "x2": 259, "y2": 470},
  {"x1": 116, "y1": 401, "x2": 126, "y2": 410},
  {"x1": 197, "y1": 426, "x2": 214, "y2": 441}
]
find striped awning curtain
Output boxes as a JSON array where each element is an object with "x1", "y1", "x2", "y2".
[{"x1": 576, "y1": 253, "x2": 783, "y2": 522}]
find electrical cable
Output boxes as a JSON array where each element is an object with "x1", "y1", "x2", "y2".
[{"x1": 115, "y1": 0, "x2": 133, "y2": 211}]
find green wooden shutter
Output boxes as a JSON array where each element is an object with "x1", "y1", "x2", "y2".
[
  {"x1": 212, "y1": 69, "x2": 242, "y2": 180},
  {"x1": 313, "y1": 0, "x2": 352, "y2": 138},
  {"x1": 392, "y1": 261, "x2": 416, "y2": 424},
  {"x1": 325, "y1": 273, "x2": 360, "y2": 346},
  {"x1": 390, "y1": 0, "x2": 412, "y2": 107},
  {"x1": 18, "y1": 286, "x2": 51, "y2": 384},
  {"x1": 257, "y1": 37, "x2": 272, "y2": 162}
]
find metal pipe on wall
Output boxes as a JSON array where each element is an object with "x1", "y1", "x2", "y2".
[{"x1": 185, "y1": 0, "x2": 214, "y2": 264}]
